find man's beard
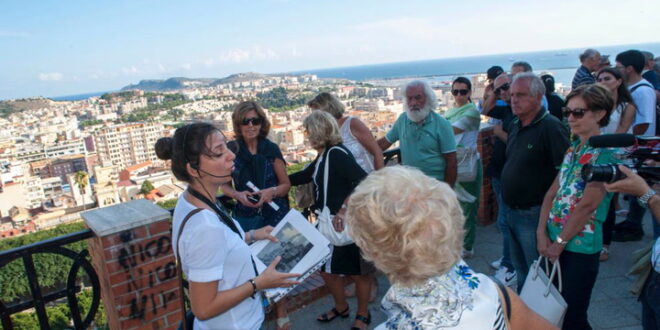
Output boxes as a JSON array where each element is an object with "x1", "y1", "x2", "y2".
[{"x1": 406, "y1": 105, "x2": 431, "y2": 122}]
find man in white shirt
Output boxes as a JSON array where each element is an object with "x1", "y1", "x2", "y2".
[
  {"x1": 616, "y1": 50, "x2": 657, "y2": 136},
  {"x1": 613, "y1": 50, "x2": 658, "y2": 242}
]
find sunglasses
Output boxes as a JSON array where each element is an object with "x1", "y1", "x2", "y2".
[
  {"x1": 451, "y1": 89, "x2": 469, "y2": 96},
  {"x1": 494, "y1": 83, "x2": 510, "y2": 96},
  {"x1": 561, "y1": 107, "x2": 588, "y2": 119},
  {"x1": 241, "y1": 117, "x2": 263, "y2": 126}
]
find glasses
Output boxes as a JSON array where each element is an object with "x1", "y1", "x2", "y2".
[
  {"x1": 241, "y1": 117, "x2": 263, "y2": 126},
  {"x1": 451, "y1": 89, "x2": 469, "y2": 96},
  {"x1": 561, "y1": 107, "x2": 588, "y2": 119},
  {"x1": 494, "y1": 83, "x2": 510, "y2": 96}
]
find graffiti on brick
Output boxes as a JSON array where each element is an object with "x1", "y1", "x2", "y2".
[{"x1": 113, "y1": 229, "x2": 178, "y2": 320}]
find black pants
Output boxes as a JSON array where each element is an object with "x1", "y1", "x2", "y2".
[
  {"x1": 557, "y1": 250, "x2": 600, "y2": 330},
  {"x1": 602, "y1": 193, "x2": 617, "y2": 245}
]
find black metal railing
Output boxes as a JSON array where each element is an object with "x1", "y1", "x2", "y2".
[
  {"x1": 0, "y1": 229, "x2": 101, "y2": 330},
  {"x1": 383, "y1": 147, "x2": 401, "y2": 165}
]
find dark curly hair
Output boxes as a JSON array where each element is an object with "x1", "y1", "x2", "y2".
[{"x1": 154, "y1": 122, "x2": 222, "y2": 182}]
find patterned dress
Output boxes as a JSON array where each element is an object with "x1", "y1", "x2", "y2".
[
  {"x1": 546, "y1": 139, "x2": 617, "y2": 254},
  {"x1": 379, "y1": 261, "x2": 507, "y2": 330}
]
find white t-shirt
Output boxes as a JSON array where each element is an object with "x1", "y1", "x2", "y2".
[
  {"x1": 172, "y1": 194, "x2": 263, "y2": 330},
  {"x1": 629, "y1": 79, "x2": 657, "y2": 136},
  {"x1": 601, "y1": 102, "x2": 632, "y2": 135}
]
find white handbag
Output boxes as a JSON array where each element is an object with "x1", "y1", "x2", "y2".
[
  {"x1": 520, "y1": 256, "x2": 567, "y2": 327},
  {"x1": 456, "y1": 146, "x2": 478, "y2": 182},
  {"x1": 314, "y1": 146, "x2": 354, "y2": 246}
]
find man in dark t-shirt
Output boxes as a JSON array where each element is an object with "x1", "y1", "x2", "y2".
[
  {"x1": 483, "y1": 73, "x2": 517, "y2": 287},
  {"x1": 500, "y1": 73, "x2": 570, "y2": 291}
]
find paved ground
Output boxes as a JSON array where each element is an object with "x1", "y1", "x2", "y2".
[{"x1": 266, "y1": 209, "x2": 654, "y2": 330}]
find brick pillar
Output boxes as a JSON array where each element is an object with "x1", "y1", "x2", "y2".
[
  {"x1": 477, "y1": 126, "x2": 497, "y2": 225},
  {"x1": 82, "y1": 199, "x2": 181, "y2": 330}
]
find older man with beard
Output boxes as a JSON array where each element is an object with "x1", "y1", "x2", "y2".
[{"x1": 377, "y1": 80, "x2": 457, "y2": 187}]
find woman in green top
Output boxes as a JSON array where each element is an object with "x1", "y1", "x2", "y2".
[
  {"x1": 536, "y1": 84, "x2": 615, "y2": 330},
  {"x1": 445, "y1": 77, "x2": 482, "y2": 258}
]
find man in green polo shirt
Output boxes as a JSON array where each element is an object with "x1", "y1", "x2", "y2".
[{"x1": 378, "y1": 80, "x2": 457, "y2": 186}]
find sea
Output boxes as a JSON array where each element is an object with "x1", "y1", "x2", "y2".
[
  {"x1": 293, "y1": 42, "x2": 660, "y2": 88},
  {"x1": 51, "y1": 42, "x2": 660, "y2": 101}
]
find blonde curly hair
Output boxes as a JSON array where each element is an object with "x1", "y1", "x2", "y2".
[{"x1": 345, "y1": 166, "x2": 465, "y2": 287}]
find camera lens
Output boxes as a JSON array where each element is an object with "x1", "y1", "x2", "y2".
[{"x1": 581, "y1": 164, "x2": 625, "y2": 183}]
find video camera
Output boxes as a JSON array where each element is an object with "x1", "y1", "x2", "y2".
[{"x1": 581, "y1": 133, "x2": 660, "y2": 183}]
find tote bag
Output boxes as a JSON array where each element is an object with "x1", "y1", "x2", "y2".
[
  {"x1": 520, "y1": 256, "x2": 567, "y2": 327},
  {"x1": 315, "y1": 146, "x2": 354, "y2": 246},
  {"x1": 456, "y1": 146, "x2": 478, "y2": 182}
]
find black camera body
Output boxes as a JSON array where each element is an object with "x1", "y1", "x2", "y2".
[{"x1": 581, "y1": 134, "x2": 660, "y2": 183}]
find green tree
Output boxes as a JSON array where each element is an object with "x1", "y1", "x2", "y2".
[
  {"x1": 73, "y1": 171, "x2": 89, "y2": 210},
  {"x1": 156, "y1": 198, "x2": 178, "y2": 210},
  {"x1": 140, "y1": 180, "x2": 155, "y2": 195}
]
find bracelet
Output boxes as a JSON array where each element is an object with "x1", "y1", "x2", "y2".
[
  {"x1": 271, "y1": 186, "x2": 277, "y2": 198},
  {"x1": 248, "y1": 278, "x2": 258, "y2": 298},
  {"x1": 638, "y1": 189, "x2": 656, "y2": 209}
]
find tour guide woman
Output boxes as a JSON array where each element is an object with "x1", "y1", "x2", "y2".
[
  {"x1": 289, "y1": 110, "x2": 374, "y2": 330},
  {"x1": 445, "y1": 76, "x2": 482, "y2": 258},
  {"x1": 155, "y1": 123, "x2": 299, "y2": 329},
  {"x1": 537, "y1": 84, "x2": 616, "y2": 330}
]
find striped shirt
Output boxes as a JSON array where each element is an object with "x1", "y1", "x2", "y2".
[{"x1": 572, "y1": 65, "x2": 595, "y2": 89}]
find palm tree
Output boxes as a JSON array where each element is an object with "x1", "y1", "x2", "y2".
[{"x1": 74, "y1": 171, "x2": 89, "y2": 210}]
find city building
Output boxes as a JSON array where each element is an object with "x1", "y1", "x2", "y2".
[{"x1": 94, "y1": 122, "x2": 163, "y2": 169}]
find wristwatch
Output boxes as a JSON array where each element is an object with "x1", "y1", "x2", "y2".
[
  {"x1": 555, "y1": 236, "x2": 568, "y2": 246},
  {"x1": 638, "y1": 189, "x2": 657, "y2": 209}
]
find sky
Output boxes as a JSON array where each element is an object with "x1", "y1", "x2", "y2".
[{"x1": 1, "y1": 0, "x2": 659, "y2": 100}]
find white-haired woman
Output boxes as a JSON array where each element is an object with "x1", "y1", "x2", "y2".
[
  {"x1": 289, "y1": 110, "x2": 374, "y2": 330},
  {"x1": 346, "y1": 166, "x2": 556, "y2": 330}
]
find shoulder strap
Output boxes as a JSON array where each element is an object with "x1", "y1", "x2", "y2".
[
  {"x1": 490, "y1": 276, "x2": 511, "y2": 321},
  {"x1": 175, "y1": 208, "x2": 203, "y2": 330},
  {"x1": 630, "y1": 83, "x2": 654, "y2": 93}
]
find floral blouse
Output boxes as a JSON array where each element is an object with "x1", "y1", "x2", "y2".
[
  {"x1": 380, "y1": 261, "x2": 507, "y2": 330},
  {"x1": 546, "y1": 139, "x2": 617, "y2": 254}
]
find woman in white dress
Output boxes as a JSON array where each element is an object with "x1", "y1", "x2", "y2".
[{"x1": 308, "y1": 92, "x2": 384, "y2": 173}]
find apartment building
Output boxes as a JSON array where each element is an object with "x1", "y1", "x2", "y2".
[{"x1": 94, "y1": 122, "x2": 163, "y2": 169}]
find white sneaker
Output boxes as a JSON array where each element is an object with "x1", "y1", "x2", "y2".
[
  {"x1": 490, "y1": 257, "x2": 502, "y2": 270},
  {"x1": 494, "y1": 267, "x2": 517, "y2": 287},
  {"x1": 462, "y1": 249, "x2": 474, "y2": 259}
]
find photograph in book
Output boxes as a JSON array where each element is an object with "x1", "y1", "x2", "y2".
[{"x1": 256, "y1": 222, "x2": 314, "y2": 273}]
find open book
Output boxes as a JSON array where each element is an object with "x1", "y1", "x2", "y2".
[{"x1": 250, "y1": 209, "x2": 331, "y2": 303}]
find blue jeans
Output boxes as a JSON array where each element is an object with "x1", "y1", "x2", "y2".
[
  {"x1": 642, "y1": 270, "x2": 660, "y2": 330},
  {"x1": 504, "y1": 205, "x2": 541, "y2": 292},
  {"x1": 492, "y1": 177, "x2": 514, "y2": 272}
]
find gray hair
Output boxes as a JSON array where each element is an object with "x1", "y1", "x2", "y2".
[
  {"x1": 512, "y1": 72, "x2": 546, "y2": 98},
  {"x1": 579, "y1": 48, "x2": 600, "y2": 62},
  {"x1": 402, "y1": 80, "x2": 438, "y2": 111},
  {"x1": 511, "y1": 61, "x2": 532, "y2": 72}
]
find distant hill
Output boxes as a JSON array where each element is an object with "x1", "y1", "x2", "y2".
[
  {"x1": 0, "y1": 97, "x2": 56, "y2": 118},
  {"x1": 210, "y1": 72, "x2": 268, "y2": 86},
  {"x1": 121, "y1": 77, "x2": 217, "y2": 91},
  {"x1": 121, "y1": 72, "x2": 272, "y2": 91}
]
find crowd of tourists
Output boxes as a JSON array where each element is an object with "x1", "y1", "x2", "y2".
[{"x1": 155, "y1": 48, "x2": 660, "y2": 330}]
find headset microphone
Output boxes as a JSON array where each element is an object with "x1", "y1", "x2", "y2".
[{"x1": 193, "y1": 165, "x2": 233, "y2": 178}]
